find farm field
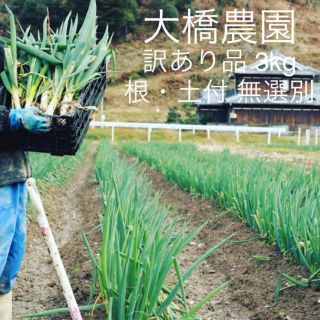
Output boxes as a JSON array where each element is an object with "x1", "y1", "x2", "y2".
[
  {"x1": 13, "y1": 139, "x2": 320, "y2": 320},
  {"x1": 122, "y1": 142, "x2": 320, "y2": 272},
  {"x1": 2, "y1": 0, "x2": 320, "y2": 319}
]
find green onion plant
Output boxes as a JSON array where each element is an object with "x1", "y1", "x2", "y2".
[
  {"x1": 122, "y1": 142, "x2": 320, "y2": 275},
  {"x1": 0, "y1": 0, "x2": 113, "y2": 115},
  {"x1": 82, "y1": 141, "x2": 233, "y2": 319}
]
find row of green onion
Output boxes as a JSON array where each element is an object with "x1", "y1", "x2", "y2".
[
  {"x1": 122, "y1": 142, "x2": 320, "y2": 274},
  {"x1": 81, "y1": 141, "x2": 233, "y2": 319}
]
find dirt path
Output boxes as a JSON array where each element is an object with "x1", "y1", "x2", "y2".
[
  {"x1": 139, "y1": 161, "x2": 320, "y2": 320},
  {"x1": 13, "y1": 145, "x2": 103, "y2": 319}
]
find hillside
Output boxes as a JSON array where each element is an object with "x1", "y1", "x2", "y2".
[{"x1": 104, "y1": 0, "x2": 320, "y2": 122}]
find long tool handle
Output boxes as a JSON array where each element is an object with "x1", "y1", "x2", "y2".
[{"x1": 26, "y1": 178, "x2": 83, "y2": 320}]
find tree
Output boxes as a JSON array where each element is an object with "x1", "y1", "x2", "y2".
[
  {"x1": 149, "y1": 0, "x2": 178, "y2": 31},
  {"x1": 166, "y1": 106, "x2": 181, "y2": 123},
  {"x1": 67, "y1": 0, "x2": 138, "y2": 39},
  {"x1": 166, "y1": 104, "x2": 201, "y2": 124},
  {"x1": 175, "y1": 0, "x2": 192, "y2": 12},
  {"x1": 216, "y1": 0, "x2": 236, "y2": 16},
  {"x1": 2, "y1": 0, "x2": 68, "y2": 32}
]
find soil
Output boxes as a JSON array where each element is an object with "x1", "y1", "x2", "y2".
[{"x1": 13, "y1": 146, "x2": 320, "y2": 320}]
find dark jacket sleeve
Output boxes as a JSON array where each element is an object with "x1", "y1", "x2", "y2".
[
  {"x1": 0, "y1": 43, "x2": 10, "y2": 132},
  {"x1": 0, "y1": 105, "x2": 10, "y2": 132}
]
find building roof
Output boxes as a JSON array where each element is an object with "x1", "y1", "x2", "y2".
[
  {"x1": 197, "y1": 51, "x2": 320, "y2": 107},
  {"x1": 226, "y1": 93, "x2": 320, "y2": 106},
  {"x1": 198, "y1": 89, "x2": 224, "y2": 105},
  {"x1": 198, "y1": 87, "x2": 320, "y2": 106},
  {"x1": 233, "y1": 51, "x2": 320, "y2": 78}
]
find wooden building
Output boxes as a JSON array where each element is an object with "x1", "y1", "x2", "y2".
[{"x1": 197, "y1": 51, "x2": 320, "y2": 126}]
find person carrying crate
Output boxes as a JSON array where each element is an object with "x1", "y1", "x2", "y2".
[{"x1": 0, "y1": 46, "x2": 51, "y2": 319}]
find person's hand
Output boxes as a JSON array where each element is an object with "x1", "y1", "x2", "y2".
[{"x1": 9, "y1": 107, "x2": 52, "y2": 134}]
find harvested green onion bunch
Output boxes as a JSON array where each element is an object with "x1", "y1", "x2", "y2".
[{"x1": 0, "y1": 0, "x2": 113, "y2": 115}]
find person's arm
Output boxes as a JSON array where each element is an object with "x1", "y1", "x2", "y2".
[
  {"x1": 0, "y1": 106, "x2": 51, "y2": 134},
  {"x1": 0, "y1": 46, "x2": 11, "y2": 132},
  {"x1": 0, "y1": 44, "x2": 51, "y2": 134},
  {"x1": 0, "y1": 105, "x2": 10, "y2": 132},
  {"x1": 11, "y1": 108, "x2": 52, "y2": 133}
]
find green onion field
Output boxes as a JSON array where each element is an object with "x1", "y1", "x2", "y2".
[{"x1": 14, "y1": 138, "x2": 320, "y2": 320}]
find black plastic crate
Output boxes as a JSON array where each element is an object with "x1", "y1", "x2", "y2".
[{"x1": 0, "y1": 66, "x2": 106, "y2": 156}]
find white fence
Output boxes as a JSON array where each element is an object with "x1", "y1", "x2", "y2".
[{"x1": 90, "y1": 121, "x2": 289, "y2": 144}]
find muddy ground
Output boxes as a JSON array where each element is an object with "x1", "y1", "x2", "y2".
[{"x1": 13, "y1": 147, "x2": 320, "y2": 320}]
